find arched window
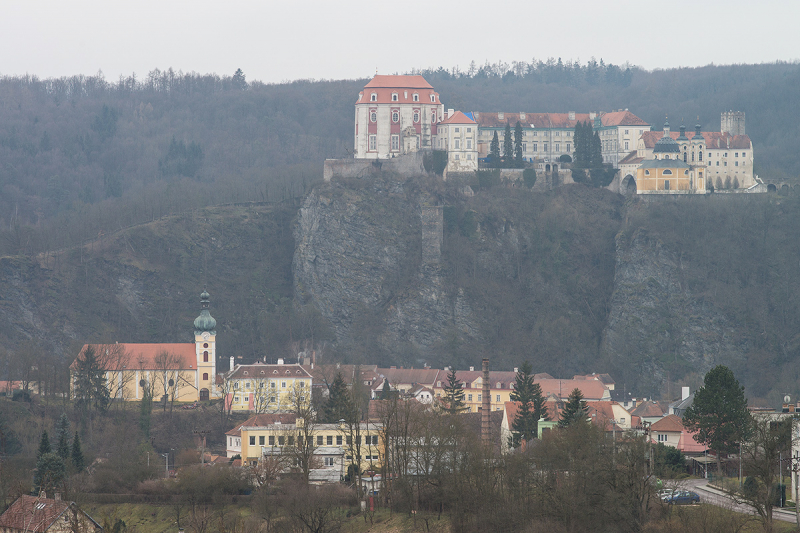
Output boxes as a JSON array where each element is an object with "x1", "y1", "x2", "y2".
[
  {"x1": 370, "y1": 112, "x2": 377, "y2": 122},
  {"x1": 392, "y1": 111, "x2": 399, "y2": 123},
  {"x1": 370, "y1": 93, "x2": 377, "y2": 102},
  {"x1": 391, "y1": 93, "x2": 398, "y2": 102},
  {"x1": 202, "y1": 373, "x2": 209, "y2": 381},
  {"x1": 203, "y1": 351, "x2": 209, "y2": 362},
  {"x1": 413, "y1": 93, "x2": 419, "y2": 102},
  {"x1": 699, "y1": 151, "x2": 703, "y2": 161},
  {"x1": 663, "y1": 169, "x2": 673, "y2": 175},
  {"x1": 683, "y1": 152, "x2": 687, "y2": 162},
  {"x1": 413, "y1": 111, "x2": 419, "y2": 123}
]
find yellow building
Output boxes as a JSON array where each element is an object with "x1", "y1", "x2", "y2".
[
  {"x1": 70, "y1": 290, "x2": 220, "y2": 403},
  {"x1": 228, "y1": 414, "x2": 383, "y2": 484},
  {"x1": 635, "y1": 120, "x2": 704, "y2": 194},
  {"x1": 223, "y1": 362, "x2": 312, "y2": 413}
]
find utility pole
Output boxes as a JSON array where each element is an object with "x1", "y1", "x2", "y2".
[{"x1": 161, "y1": 453, "x2": 169, "y2": 478}]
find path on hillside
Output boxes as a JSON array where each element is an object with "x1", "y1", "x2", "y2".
[{"x1": 687, "y1": 478, "x2": 798, "y2": 524}]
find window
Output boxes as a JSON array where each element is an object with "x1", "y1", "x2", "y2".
[
  {"x1": 478, "y1": 394, "x2": 482, "y2": 402},
  {"x1": 391, "y1": 93, "x2": 398, "y2": 102},
  {"x1": 392, "y1": 111, "x2": 399, "y2": 123},
  {"x1": 269, "y1": 436, "x2": 275, "y2": 445},
  {"x1": 278, "y1": 436, "x2": 285, "y2": 446},
  {"x1": 496, "y1": 395, "x2": 500, "y2": 402},
  {"x1": 522, "y1": 142, "x2": 527, "y2": 152},
  {"x1": 413, "y1": 93, "x2": 419, "y2": 102},
  {"x1": 454, "y1": 127, "x2": 460, "y2": 133},
  {"x1": 259, "y1": 436, "x2": 265, "y2": 445},
  {"x1": 430, "y1": 94, "x2": 435, "y2": 102},
  {"x1": 203, "y1": 342, "x2": 208, "y2": 348},
  {"x1": 316, "y1": 435, "x2": 323, "y2": 445},
  {"x1": 454, "y1": 139, "x2": 460, "y2": 149},
  {"x1": 663, "y1": 169, "x2": 673, "y2": 175},
  {"x1": 269, "y1": 395, "x2": 276, "y2": 403},
  {"x1": 532, "y1": 143, "x2": 537, "y2": 151},
  {"x1": 556, "y1": 131, "x2": 561, "y2": 136},
  {"x1": 245, "y1": 382, "x2": 250, "y2": 390},
  {"x1": 742, "y1": 152, "x2": 746, "y2": 157},
  {"x1": 468, "y1": 394, "x2": 473, "y2": 402},
  {"x1": 281, "y1": 381, "x2": 286, "y2": 388},
  {"x1": 324, "y1": 457, "x2": 335, "y2": 466},
  {"x1": 620, "y1": 417, "x2": 626, "y2": 424},
  {"x1": 467, "y1": 127, "x2": 472, "y2": 133},
  {"x1": 391, "y1": 135, "x2": 399, "y2": 151},
  {"x1": 432, "y1": 113, "x2": 437, "y2": 123},
  {"x1": 624, "y1": 129, "x2": 629, "y2": 134},
  {"x1": 567, "y1": 143, "x2": 571, "y2": 152},
  {"x1": 555, "y1": 143, "x2": 560, "y2": 152},
  {"x1": 467, "y1": 154, "x2": 472, "y2": 160},
  {"x1": 299, "y1": 381, "x2": 305, "y2": 388},
  {"x1": 370, "y1": 112, "x2": 376, "y2": 122},
  {"x1": 249, "y1": 436, "x2": 255, "y2": 445},
  {"x1": 658, "y1": 434, "x2": 668, "y2": 442},
  {"x1": 327, "y1": 435, "x2": 333, "y2": 445},
  {"x1": 735, "y1": 152, "x2": 738, "y2": 157},
  {"x1": 413, "y1": 112, "x2": 419, "y2": 123},
  {"x1": 645, "y1": 170, "x2": 650, "y2": 176},
  {"x1": 234, "y1": 382, "x2": 239, "y2": 390},
  {"x1": 370, "y1": 93, "x2": 376, "y2": 102},
  {"x1": 716, "y1": 161, "x2": 719, "y2": 166},
  {"x1": 724, "y1": 162, "x2": 727, "y2": 167},
  {"x1": 664, "y1": 180, "x2": 670, "y2": 190},
  {"x1": 336, "y1": 435, "x2": 342, "y2": 445},
  {"x1": 454, "y1": 154, "x2": 460, "y2": 160},
  {"x1": 683, "y1": 153, "x2": 687, "y2": 162},
  {"x1": 543, "y1": 143, "x2": 548, "y2": 151},
  {"x1": 533, "y1": 131, "x2": 538, "y2": 137},
  {"x1": 288, "y1": 436, "x2": 294, "y2": 445},
  {"x1": 203, "y1": 373, "x2": 208, "y2": 381},
  {"x1": 234, "y1": 396, "x2": 239, "y2": 403},
  {"x1": 372, "y1": 435, "x2": 378, "y2": 445},
  {"x1": 369, "y1": 135, "x2": 376, "y2": 151}
]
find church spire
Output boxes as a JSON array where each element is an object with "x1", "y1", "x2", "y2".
[{"x1": 194, "y1": 289, "x2": 217, "y2": 335}]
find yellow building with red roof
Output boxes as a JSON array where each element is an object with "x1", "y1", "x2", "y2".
[{"x1": 70, "y1": 290, "x2": 220, "y2": 403}]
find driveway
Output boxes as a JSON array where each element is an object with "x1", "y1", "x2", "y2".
[{"x1": 685, "y1": 478, "x2": 798, "y2": 524}]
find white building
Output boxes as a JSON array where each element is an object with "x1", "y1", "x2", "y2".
[
  {"x1": 354, "y1": 75, "x2": 444, "y2": 159},
  {"x1": 435, "y1": 110, "x2": 479, "y2": 173}
]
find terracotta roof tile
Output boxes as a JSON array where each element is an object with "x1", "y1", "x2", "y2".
[
  {"x1": 651, "y1": 414, "x2": 685, "y2": 432},
  {"x1": 0, "y1": 495, "x2": 72, "y2": 532},
  {"x1": 228, "y1": 363, "x2": 312, "y2": 381},
  {"x1": 239, "y1": 413, "x2": 298, "y2": 428},
  {"x1": 72, "y1": 343, "x2": 196, "y2": 370},
  {"x1": 440, "y1": 111, "x2": 477, "y2": 125},
  {"x1": 472, "y1": 110, "x2": 648, "y2": 129},
  {"x1": 364, "y1": 75, "x2": 433, "y2": 89}
]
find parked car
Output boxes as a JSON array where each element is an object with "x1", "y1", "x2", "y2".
[{"x1": 661, "y1": 490, "x2": 700, "y2": 505}]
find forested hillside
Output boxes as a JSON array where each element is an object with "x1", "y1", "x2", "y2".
[{"x1": 2, "y1": 62, "x2": 800, "y2": 403}]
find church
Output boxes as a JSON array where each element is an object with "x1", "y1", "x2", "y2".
[{"x1": 70, "y1": 290, "x2": 220, "y2": 403}]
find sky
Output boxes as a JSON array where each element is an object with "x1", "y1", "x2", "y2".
[{"x1": 2, "y1": 0, "x2": 799, "y2": 84}]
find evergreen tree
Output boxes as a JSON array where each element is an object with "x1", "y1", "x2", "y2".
[
  {"x1": 323, "y1": 372, "x2": 352, "y2": 423},
  {"x1": 503, "y1": 123, "x2": 513, "y2": 167},
  {"x1": 513, "y1": 121, "x2": 524, "y2": 168},
  {"x1": 509, "y1": 361, "x2": 548, "y2": 447},
  {"x1": 573, "y1": 121, "x2": 587, "y2": 169},
  {"x1": 590, "y1": 131, "x2": 603, "y2": 168},
  {"x1": 74, "y1": 345, "x2": 110, "y2": 412},
  {"x1": 490, "y1": 131, "x2": 501, "y2": 168},
  {"x1": 558, "y1": 388, "x2": 589, "y2": 427},
  {"x1": 140, "y1": 386, "x2": 153, "y2": 439},
  {"x1": 37, "y1": 431, "x2": 52, "y2": 460},
  {"x1": 442, "y1": 368, "x2": 467, "y2": 414},
  {"x1": 55, "y1": 413, "x2": 71, "y2": 460},
  {"x1": 379, "y1": 380, "x2": 392, "y2": 400},
  {"x1": 34, "y1": 452, "x2": 66, "y2": 494},
  {"x1": 71, "y1": 431, "x2": 85, "y2": 471},
  {"x1": 683, "y1": 365, "x2": 750, "y2": 477}
]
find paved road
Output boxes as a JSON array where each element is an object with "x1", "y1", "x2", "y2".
[{"x1": 684, "y1": 478, "x2": 798, "y2": 524}]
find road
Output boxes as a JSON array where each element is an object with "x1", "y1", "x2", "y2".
[{"x1": 685, "y1": 478, "x2": 798, "y2": 524}]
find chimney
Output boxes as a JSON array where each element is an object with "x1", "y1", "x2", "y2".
[
  {"x1": 482, "y1": 359, "x2": 491, "y2": 446},
  {"x1": 54, "y1": 493, "x2": 61, "y2": 501},
  {"x1": 568, "y1": 111, "x2": 575, "y2": 121},
  {"x1": 230, "y1": 356, "x2": 234, "y2": 372},
  {"x1": 520, "y1": 112, "x2": 526, "y2": 121},
  {"x1": 469, "y1": 366, "x2": 474, "y2": 372},
  {"x1": 514, "y1": 367, "x2": 518, "y2": 373},
  {"x1": 447, "y1": 108, "x2": 454, "y2": 118},
  {"x1": 589, "y1": 112, "x2": 596, "y2": 120},
  {"x1": 681, "y1": 386, "x2": 690, "y2": 401},
  {"x1": 277, "y1": 358, "x2": 284, "y2": 365},
  {"x1": 498, "y1": 112, "x2": 504, "y2": 120},
  {"x1": 40, "y1": 491, "x2": 46, "y2": 499}
]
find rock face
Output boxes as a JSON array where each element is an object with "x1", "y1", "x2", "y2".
[
  {"x1": 600, "y1": 229, "x2": 746, "y2": 393},
  {"x1": 293, "y1": 176, "x2": 480, "y2": 360}
]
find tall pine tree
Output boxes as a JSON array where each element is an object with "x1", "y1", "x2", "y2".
[
  {"x1": 503, "y1": 123, "x2": 513, "y2": 167},
  {"x1": 442, "y1": 368, "x2": 466, "y2": 414},
  {"x1": 323, "y1": 372, "x2": 353, "y2": 423},
  {"x1": 513, "y1": 121, "x2": 524, "y2": 168},
  {"x1": 559, "y1": 388, "x2": 589, "y2": 427},
  {"x1": 37, "y1": 431, "x2": 52, "y2": 460},
  {"x1": 71, "y1": 432, "x2": 85, "y2": 471},
  {"x1": 509, "y1": 362, "x2": 548, "y2": 447},
  {"x1": 55, "y1": 413, "x2": 71, "y2": 460},
  {"x1": 490, "y1": 131, "x2": 501, "y2": 168}
]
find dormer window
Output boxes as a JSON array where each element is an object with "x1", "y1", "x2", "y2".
[
  {"x1": 430, "y1": 95, "x2": 435, "y2": 102},
  {"x1": 413, "y1": 93, "x2": 419, "y2": 102},
  {"x1": 243, "y1": 371, "x2": 248, "y2": 375},
  {"x1": 370, "y1": 93, "x2": 377, "y2": 102},
  {"x1": 391, "y1": 93, "x2": 398, "y2": 102}
]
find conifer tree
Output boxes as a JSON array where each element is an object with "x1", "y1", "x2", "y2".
[
  {"x1": 591, "y1": 131, "x2": 603, "y2": 168},
  {"x1": 513, "y1": 121, "x2": 524, "y2": 168},
  {"x1": 55, "y1": 413, "x2": 71, "y2": 460},
  {"x1": 379, "y1": 380, "x2": 392, "y2": 400},
  {"x1": 490, "y1": 131, "x2": 501, "y2": 168},
  {"x1": 71, "y1": 432, "x2": 85, "y2": 471},
  {"x1": 558, "y1": 388, "x2": 589, "y2": 427},
  {"x1": 442, "y1": 368, "x2": 467, "y2": 414},
  {"x1": 37, "y1": 430, "x2": 51, "y2": 460},
  {"x1": 503, "y1": 122, "x2": 513, "y2": 167},
  {"x1": 509, "y1": 362, "x2": 548, "y2": 447},
  {"x1": 323, "y1": 372, "x2": 352, "y2": 423}
]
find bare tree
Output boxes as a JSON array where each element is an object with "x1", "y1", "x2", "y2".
[
  {"x1": 153, "y1": 350, "x2": 181, "y2": 412},
  {"x1": 281, "y1": 384, "x2": 319, "y2": 484},
  {"x1": 95, "y1": 344, "x2": 132, "y2": 403}
]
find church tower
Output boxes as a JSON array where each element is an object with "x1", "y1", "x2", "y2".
[{"x1": 194, "y1": 289, "x2": 217, "y2": 400}]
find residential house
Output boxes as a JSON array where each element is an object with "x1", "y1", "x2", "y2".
[
  {"x1": 223, "y1": 362, "x2": 312, "y2": 413},
  {"x1": 650, "y1": 414, "x2": 705, "y2": 454},
  {"x1": 0, "y1": 494, "x2": 102, "y2": 533}
]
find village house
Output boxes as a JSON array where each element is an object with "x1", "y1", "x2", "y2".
[
  {"x1": 223, "y1": 361, "x2": 312, "y2": 413},
  {"x1": 0, "y1": 494, "x2": 102, "y2": 533}
]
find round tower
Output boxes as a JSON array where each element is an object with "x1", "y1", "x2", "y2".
[{"x1": 194, "y1": 289, "x2": 217, "y2": 401}]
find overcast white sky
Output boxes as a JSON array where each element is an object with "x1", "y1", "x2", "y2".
[{"x1": 2, "y1": 0, "x2": 798, "y2": 83}]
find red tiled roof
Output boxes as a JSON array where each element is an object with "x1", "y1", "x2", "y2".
[
  {"x1": 440, "y1": 111, "x2": 476, "y2": 125},
  {"x1": 504, "y1": 400, "x2": 553, "y2": 425},
  {"x1": 678, "y1": 430, "x2": 706, "y2": 453},
  {"x1": 641, "y1": 131, "x2": 752, "y2": 150},
  {"x1": 536, "y1": 378, "x2": 609, "y2": 401},
  {"x1": 619, "y1": 151, "x2": 644, "y2": 165},
  {"x1": 651, "y1": 414, "x2": 685, "y2": 432},
  {"x1": 72, "y1": 343, "x2": 196, "y2": 370},
  {"x1": 630, "y1": 401, "x2": 668, "y2": 418},
  {"x1": 364, "y1": 75, "x2": 433, "y2": 89},
  {"x1": 377, "y1": 368, "x2": 442, "y2": 387},
  {"x1": 228, "y1": 363, "x2": 312, "y2": 381},
  {"x1": 0, "y1": 495, "x2": 72, "y2": 532},
  {"x1": 472, "y1": 110, "x2": 648, "y2": 129}
]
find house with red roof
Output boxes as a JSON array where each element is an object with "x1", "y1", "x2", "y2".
[
  {"x1": 650, "y1": 414, "x2": 706, "y2": 454},
  {"x1": 70, "y1": 290, "x2": 220, "y2": 403},
  {"x1": 434, "y1": 111, "x2": 478, "y2": 173},
  {"x1": 0, "y1": 493, "x2": 102, "y2": 533}
]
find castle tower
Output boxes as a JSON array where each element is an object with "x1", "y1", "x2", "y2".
[
  {"x1": 194, "y1": 289, "x2": 217, "y2": 400},
  {"x1": 721, "y1": 111, "x2": 745, "y2": 136}
]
